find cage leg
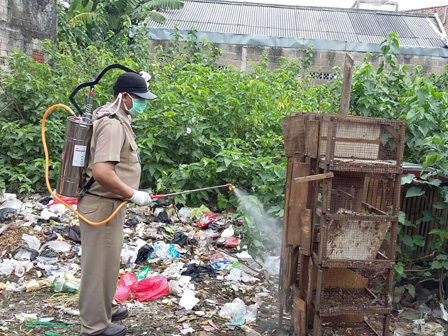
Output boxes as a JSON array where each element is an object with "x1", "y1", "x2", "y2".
[{"x1": 312, "y1": 313, "x2": 322, "y2": 336}]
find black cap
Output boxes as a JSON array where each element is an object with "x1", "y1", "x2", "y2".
[{"x1": 113, "y1": 72, "x2": 157, "y2": 100}]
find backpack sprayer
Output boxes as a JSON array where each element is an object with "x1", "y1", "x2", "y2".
[{"x1": 42, "y1": 64, "x2": 234, "y2": 225}]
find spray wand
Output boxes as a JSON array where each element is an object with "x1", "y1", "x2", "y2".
[{"x1": 149, "y1": 183, "x2": 235, "y2": 199}]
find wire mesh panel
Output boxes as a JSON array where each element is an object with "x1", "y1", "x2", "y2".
[
  {"x1": 320, "y1": 172, "x2": 399, "y2": 215},
  {"x1": 313, "y1": 217, "x2": 396, "y2": 263},
  {"x1": 314, "y1": 171, "x2": 400, "y2": 263},
  {"x1": 316, "y1": 115, "x2": 406, "y2": 174}
]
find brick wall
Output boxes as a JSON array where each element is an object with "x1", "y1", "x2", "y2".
[
  {"x1": 149, "y1": 40, "x2": 448, "y2": 78},
  {"x1": 0, "y1": 0, "x2": 57, "y2": 62},
  {"x1": 408, "y1": 6, "x2": 448, "y2": 35}
]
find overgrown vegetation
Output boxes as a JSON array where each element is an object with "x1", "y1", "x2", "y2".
[
  {"x1": 1, "y1": 8, "x2": 448, "y2": 297},
  {"x1": 58, "y1": 0, "x2": 183, "y2": 54},
  {"x1": 350, "y1": 32, "x2": 448, "y2": 302}
]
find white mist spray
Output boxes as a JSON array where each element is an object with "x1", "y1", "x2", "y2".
[{"x1": 233, "y1": 187, "x2": 283, "y2": 254}]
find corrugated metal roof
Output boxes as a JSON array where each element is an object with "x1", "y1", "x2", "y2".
[
  {"x1": 149, "y1": 0, "x2": 448, "y2": 51},
  {"x1": 348, "y1": 12, "x2": 384, "y2": 36}
]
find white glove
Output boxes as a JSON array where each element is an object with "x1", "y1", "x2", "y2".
[{"x1": 129, "y1": 190, "x2": 152, "y2": 206}]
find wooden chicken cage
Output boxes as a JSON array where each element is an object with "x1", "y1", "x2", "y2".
[{"x1": 280, "y1": 113, "x2": 407, "y2": 336}]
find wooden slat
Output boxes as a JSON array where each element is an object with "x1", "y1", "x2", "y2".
[
  {"x1": 305, "y1": 120, "x2": 319, "y2": 158},
  {"x1": 282, "y1": 115, "x2": 306, "y2": 158},
  {"x1": 293, "y1": 295, "x2": 307, "y2": 336},
  {"x1": 300, "y1": 209, "x2": 312, "y2": 256},
  {"x1": 286, "y1": 162, "x2": 310, "y2": 246},
  {"x1": 384, "y1": 125, "x2": 400, "y2": 141},
  {"x1": 279, "y1": 158, "x2": 295, "y2": 322},
  {"x1": 294, "y1": 172, "x2": 334, "y2": 184}
]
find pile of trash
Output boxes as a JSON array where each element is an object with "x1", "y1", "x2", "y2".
[{"x1": 0, "y1": 192, "x2": 281, "y2": 335}]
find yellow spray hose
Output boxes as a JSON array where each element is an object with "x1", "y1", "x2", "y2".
[{"x1": 41, "y1": 104, "x2": 127, "y2": 225}]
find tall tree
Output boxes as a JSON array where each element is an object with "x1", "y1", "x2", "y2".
[{"x1": 59, "y1": 0, "x2": 183, "y2": 50}]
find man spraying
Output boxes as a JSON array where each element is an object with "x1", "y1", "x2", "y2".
[{"x1": 78, "y1": 72, "x2": 156, "y2": 336}]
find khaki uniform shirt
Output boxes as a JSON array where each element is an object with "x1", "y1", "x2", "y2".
[{"x1": 83, "y1": 102, "x2": 141, "y2": 199}]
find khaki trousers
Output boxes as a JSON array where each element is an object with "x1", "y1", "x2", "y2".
[{"x1": 78, "y1": 194, "x2": 126, "y2": 335}]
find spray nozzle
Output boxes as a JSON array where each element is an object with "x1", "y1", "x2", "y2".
[{"x1": 226, "y1": 183, "x2": 235, "y2": 191}]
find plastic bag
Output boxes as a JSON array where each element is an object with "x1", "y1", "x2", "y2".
[
  {"x1": 115, "y1": 272, "x2": 137, "y2": 301},
  {"x1": 179, "y1": 289, "x2": 199, "y2": 310},
  {"x1": 196, "y1": 212, "x2": 220, "y2": 228},
  {"x1": 42, "y1": 241, "x2": 71, "y2": 253},
  {"x1": 220, "y1": 226, "x2": 234, "y2": 238},
  {"x1": 151, "y1": 243, "x2": 179, "y2": 260},
  {"x1": 2, "y1": 195, "x2": 22, "y2": 210},
  {"x1": 0, "y1": 259, "x2": 17, "y2": 275},
  {"x1": 132, "y1": 276, "x2": 169, "y2": 302},
  {"x1": 169, "y1": 276, "x2": 194, "y2": 297},
  {"x1": 12, "y1": 246, "x2": 39, "y2": 261},
  {"x1": 162, "y1": 261, "x2": 185, "y2": 280},
  {"x1": 137, "y1": 266, "x2": 150, "y2": 281},
  {"x1": 219, "y1": 298, "x2": 247, "y2": 325},
  {"x1": 22, "y1": 234, "x2": 41, "y2": 250},
  {"x1": 48, "y1": 194, "x2": 78, "y2": 206},
  {"x1": 135, "y1": 244, "x2": 154, "y2": 265},
  {"x1": 224, "y1": 237, "x2": 239, "y2": 248}
]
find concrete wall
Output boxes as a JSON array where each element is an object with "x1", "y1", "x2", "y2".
[
  {"x1": 0, "y1": 0, "x2": 57, "y2": 62},
  {"x1": 149, "y1": 40, "x2": 448, "y2": 78}
]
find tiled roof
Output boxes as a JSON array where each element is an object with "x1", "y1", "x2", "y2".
[{"x1": 148, "y1": 0, "x2": 448, "y2": 48}]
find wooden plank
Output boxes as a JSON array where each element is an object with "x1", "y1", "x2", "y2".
[
  {"x1": 297, "y1": 298, "x2": 307, "y2": 336},
  {"x1": 384, "y1": 125, "x2": 400, "y2": 141},
  {"x1": 294, "y1": 172, "x2": 334, "y2": 184},
  {"x1": 287, "y1": 205, "x2": 302, "y2": 245},
  {"x1": 286, "y1": 162, "x2": 310, "y2": 246},
  {"x1": 279, "y1": 158, "x2": 295, "y2": 323},
  {"x1": 305, "y1": 120, "x2": 319, "y2": 158},
  {"x1": 282, "y1": 115, "x2": 306, "y2": 158},
  {"x1": 324, "y1": 119, "x2": 335, "y2": 165},
  {"x1": 287, "y1": 246, "x2": 300, "y2": 299},
  {"x1": 314, "y1": 268, "x2": 323, "y2": 311},
  {"x1": 338, "y1": 53, "x2": 354, "y2": 115},
  {"x1": 311, "y1": 267, "x2": 368, "y2": 290},
  {"x1": 300, "y1": 209, "x2": 312, "y2": 256}
]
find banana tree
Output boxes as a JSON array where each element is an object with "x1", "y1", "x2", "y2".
[{"x1": 61, "y1": 0, "x2": 183, "y2": 46}]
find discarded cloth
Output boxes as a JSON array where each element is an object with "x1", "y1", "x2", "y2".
[
  {"x1": 170, "y1": 232, "x2": 188, "y2": 247},
  {"x1": 135, "y1": 244, "x2": 154, "y2": 265},
  {"x1": 181, "y1": 264, "x2": 216, "y2": 282}
]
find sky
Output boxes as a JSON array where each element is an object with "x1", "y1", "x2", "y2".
[{"x1": 229, "y1": 0, "x2": 448, "y2": 11}]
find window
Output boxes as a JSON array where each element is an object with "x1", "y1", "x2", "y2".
[{"x1": 310, "y1": 72, "x2": 337, "y2": 80}]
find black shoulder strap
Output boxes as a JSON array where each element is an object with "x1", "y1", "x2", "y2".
[{"x1": 79, "y1": 177, "x2": 95, "y2": 197}]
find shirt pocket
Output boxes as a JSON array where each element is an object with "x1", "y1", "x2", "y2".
[{"x1": 129, "y1": 141, "x2": 140, "y2": 165}]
